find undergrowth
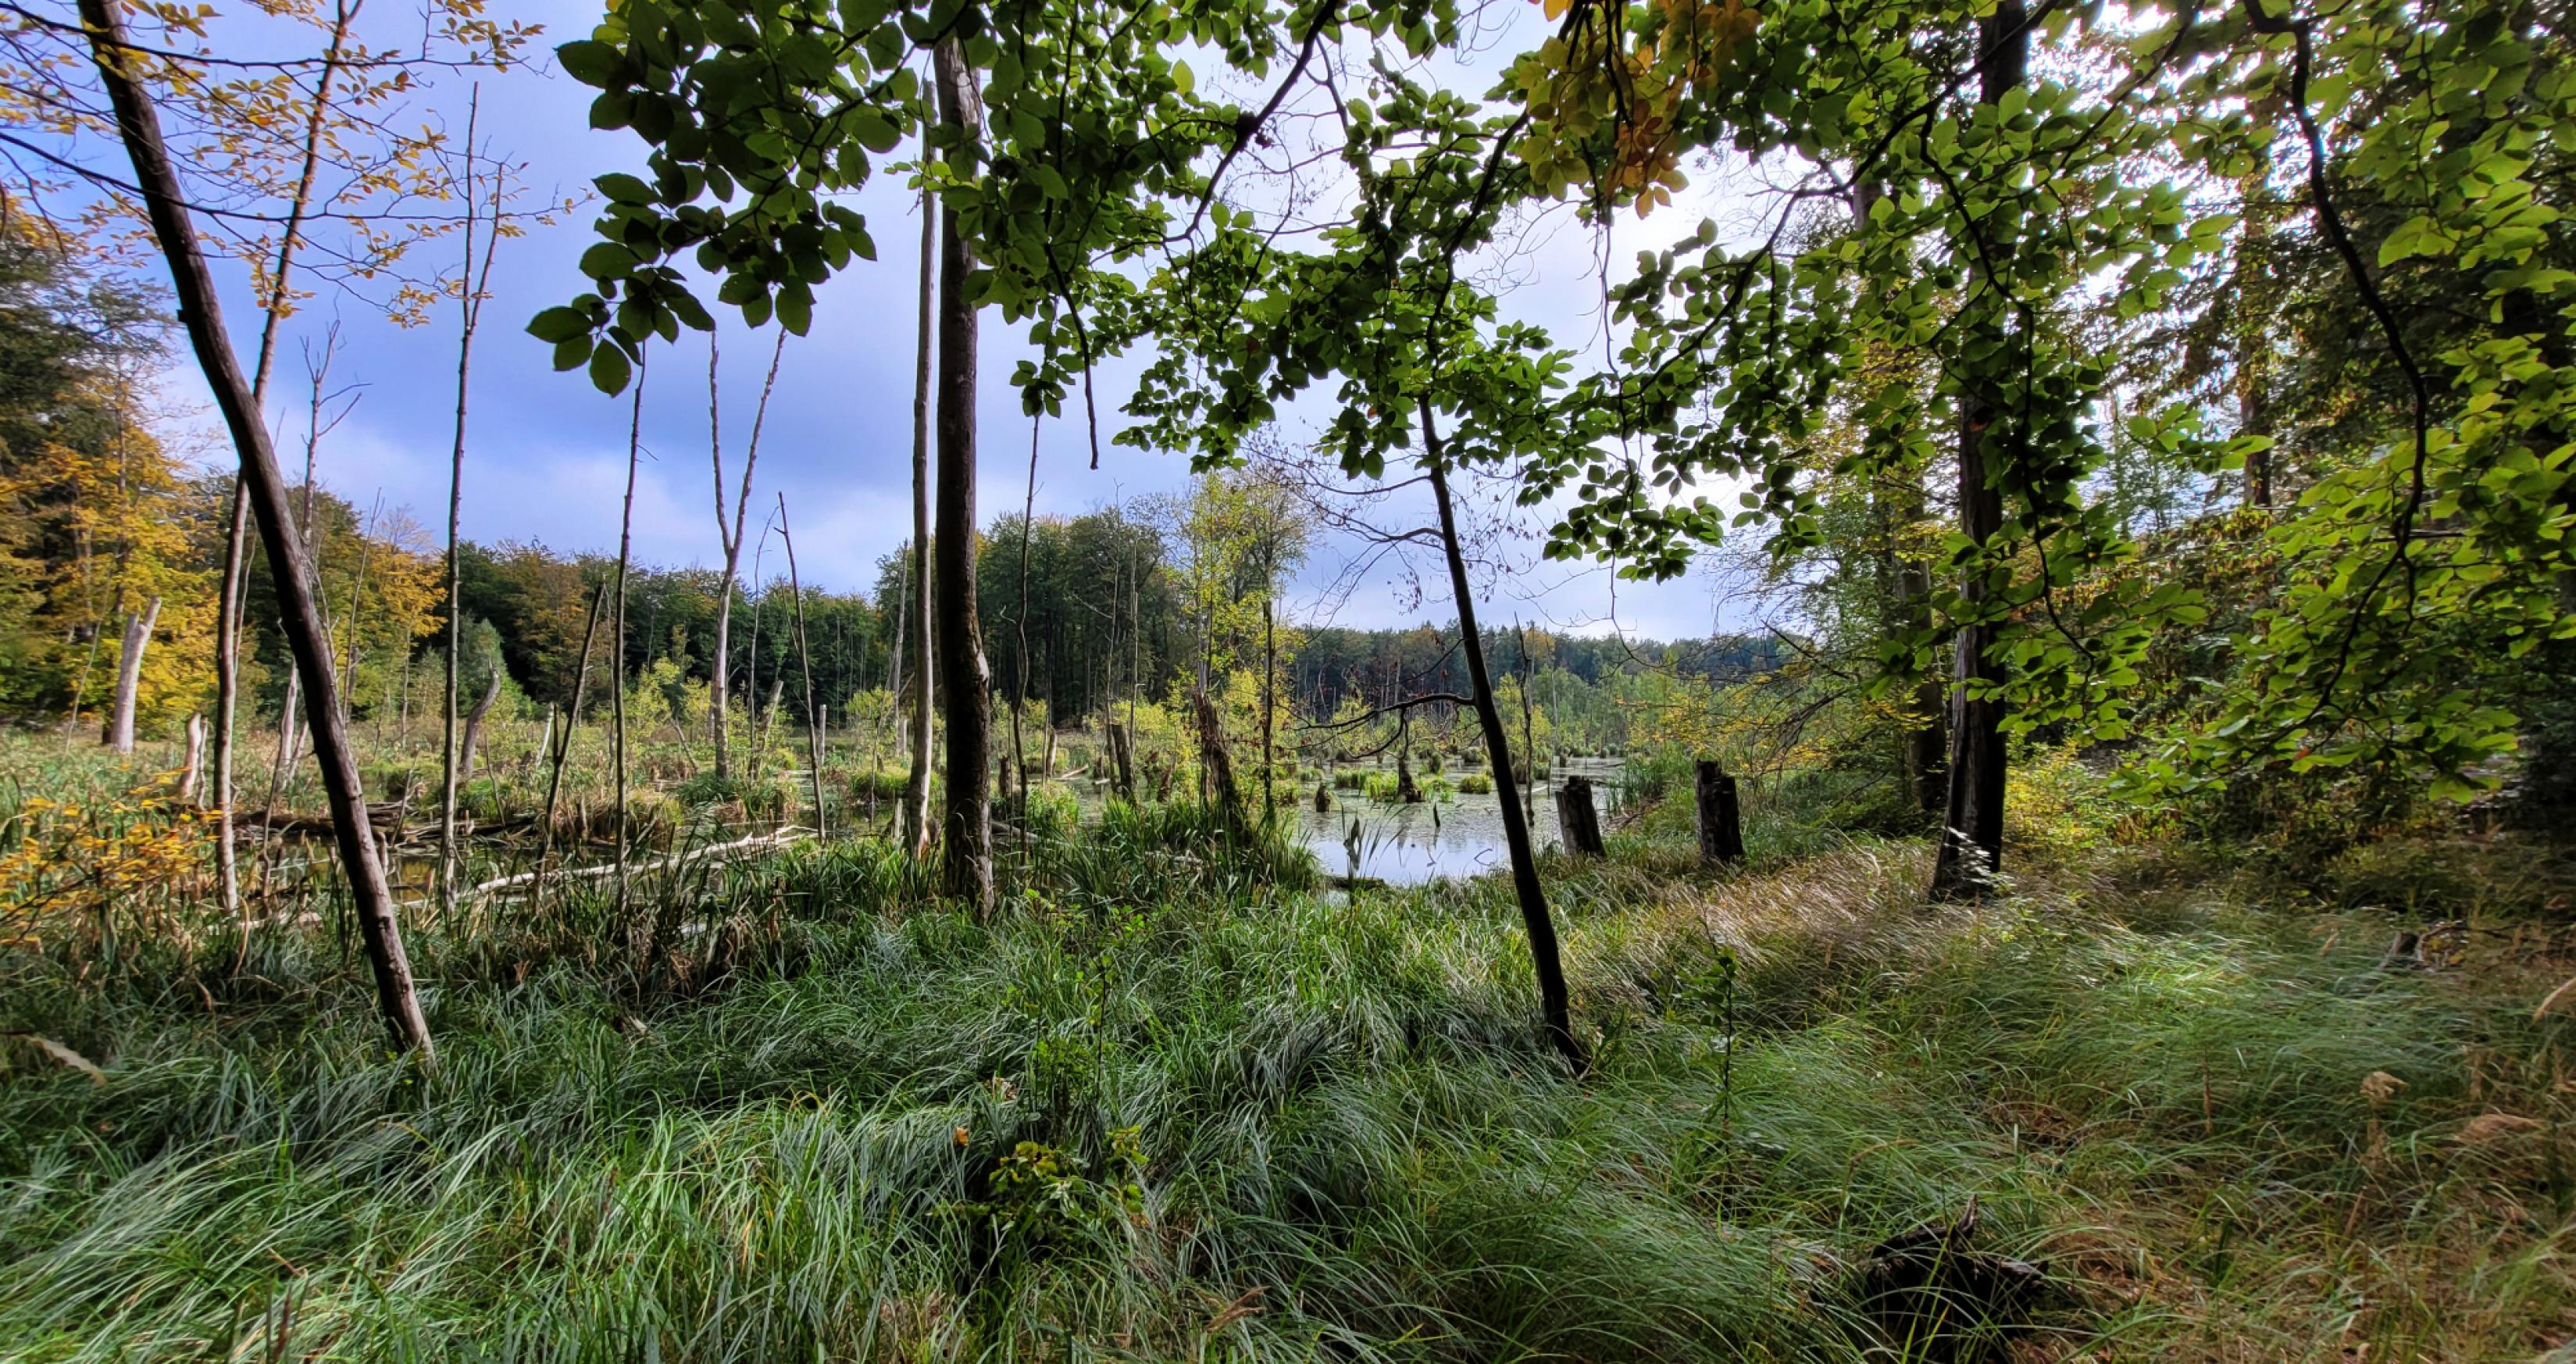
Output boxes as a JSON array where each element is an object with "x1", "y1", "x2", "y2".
[{"x1": 1, "y1": 780, "x2": 2571, "y2": 1360}]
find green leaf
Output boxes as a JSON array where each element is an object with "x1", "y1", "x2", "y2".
[
  {"x1": 668, "y1": 291, "x2": 715, "y2": 332},
  {"x1": 853, "y1": 109, "x2": 901, "y2": 154},
  {"x1": 552, "y1": 336, "x2": 594, "y2": 371},
  {"x1": 589, "y1": 91, "x2": 633, "y2": 130},
  {"x1": 579, "y1": 242, "x2": 639, "y2": 280},
  {"x1": 557, "y1": 40, "x2": 623, "y2": 87},
  {"x1": 596, "y1": 173, "x2": 655, "y2": 205},
  {"x1": 527, "y1": 305, "x2": 593, "y2": 343},
  {"x1": 775, "y1": 282, "x2": 812, "y2": 336},
  {"x1": 589, "y1": 342, "x2": 632, "y2": 394}
]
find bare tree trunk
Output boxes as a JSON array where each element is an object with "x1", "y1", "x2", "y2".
[
  {"x1": 1895, "y1": 550, "x2": 1946, "y2": 814},
  {"x1": 217, "y1": 0, "x2": 353, "y2": 932},
  {"x1": 533, "y1": 582, "x2": 605, "y2": 907},
  {"x1": 180, "y1": 712, "x2": 205, "y2": 802},
  {"x1": 84, "y1": 0, "x2": 430, "y2": 1055},
  {"x1": 340, "y1": 498, "x2": 376, "y2": 730},
  {"x1": 440, "y1": 91, "x2": 501, "y2": 913},
  {"x1": 1262, "y1": 598, "x2": 1276, "y2": 828},
  {"x1": 613, "y1": 362, "x2": 647, "y2": 916},
  {"x1": 2239, "y1": 120, "x2": 2277, "y2": 510},
  {"x1": 1554, "y1": 774, "x2": 1604, "y2": 857},
  {"x1": 1421, "y1": 404, "x2": 1582, "y2": 1071},
  {"x1": 1929, "y1": 0, "x2": 2025, "y2": 903},
  {"x1": 213, "y1": 482, "x2": 248, "y2": 927},
  {"x1": 707, "y1": 329, "x2": 781, "y2": 781},
  {"x1": 107, "y1": 595, "x2": 159, "y2": 754},
  {"x1": 456, "y1": 665, "x2": 501, "y2": 788},
  {"x1": 776, "y1": 494, "x2": 827, "y2": 837},
  {"x1": 933, "y1": 37, "x2": 992, "y2": 912},
  {"x1": 1010, "y1": 414, "x2": 1038, "y2": 857},
  {"x1": 902, "y1": 167, "x2": 937, "y2": 859}
]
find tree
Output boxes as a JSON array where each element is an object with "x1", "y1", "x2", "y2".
[
  {"x1": 930, "y1": 36, "x2": 993, "y2": 908},
  {"x1": 80, "y1": 0, "x2": 430, "y2": 1056},
  {"x1": 705, "y1": 326, "x2": 781, "y2": 782}
]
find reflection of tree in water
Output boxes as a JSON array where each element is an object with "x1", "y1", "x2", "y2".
[{"x1": 1300, "y1": 759, "x2": 1628, "y2": 886}]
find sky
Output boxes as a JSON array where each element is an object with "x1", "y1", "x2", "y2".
[{"x1": 147, "y1": 0, "x2": 1783, "y2": 644}]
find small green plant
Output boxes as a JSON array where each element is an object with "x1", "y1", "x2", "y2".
[{"x1": 962, "y1": 1127, "x2": 1145, "y2": 1259}]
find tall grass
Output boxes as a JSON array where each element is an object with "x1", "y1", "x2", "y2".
[{"x1": 1, "y1": 737, "x2": 2571, "y2": 1360}]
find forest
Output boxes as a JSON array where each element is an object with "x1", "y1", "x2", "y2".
[{"x1": 2, "y1": 0, "x2": 2574, "y2": 1356}]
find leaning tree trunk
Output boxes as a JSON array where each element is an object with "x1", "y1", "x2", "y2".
[
  {"x1": 83, "y1": 0, "x2": 431, "y2": 1056},
  {"x1": 1422, "y1": 402, "x2": 1582, "y2": 1072},
  {"x1": 106, "y1": 595, "x2": 159, "y2": 754},
  {"x1": 1928, "y1": 0, "x2": 2025, "y2": 903},
  {"x1": 902, "y1": 159, "x2": 938, "y2": 860},
  {"x1": 933, "y1": 36, "x2": 993, "y2": 912}
]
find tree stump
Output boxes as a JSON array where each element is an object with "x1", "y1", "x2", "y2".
[
  {"x1": 1696, "y1": 760, "x2": 1745, "y2": 864},
  {"x1": 179, "y1": 712, "x2": 205, "y2": 804},
  {"x1": 1555, "y1": 774, "x2": 1605, "y2": 856},
  {"x1": 1106, "y1": 723, "x2": 1138, "y2": 803}
]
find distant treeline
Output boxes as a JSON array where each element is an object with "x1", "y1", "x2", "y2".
[{"x1": 214, "y1": 491, "x2": 1779, "y2": 731}]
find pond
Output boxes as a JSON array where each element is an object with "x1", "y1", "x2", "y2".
[{"x1": 1296, "y1": 756, "x2": 1630, "y2": 886}]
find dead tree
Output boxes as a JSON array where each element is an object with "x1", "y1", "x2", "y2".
[
  {"x1": 1695, "y1": 760, "x2": 1745, "y2": 865},
  {"x1": 776, "y1": 493, "x2": 828, "y2": 837},
  {"x1": 455, "y1": 666, "x2": 502, "y2": 789},
  {"x1": 105, "y1": 595, "x2": 159, "y2": 754},
  {"x1": 705, "y1": 327, "x2": 782, "y2": 781},
  {"x1": 1555, "y1": 774, "x2": 1605, "y2": 857}
]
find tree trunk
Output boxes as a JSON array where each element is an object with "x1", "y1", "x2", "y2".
[
  {"x1": 1695, "y1": 759, "x2": 1745, "y2": 864},
  {"x1": 1555, "y1": 774, "x2": 1605, "y2": 857},
  {"x1": 901, "y1": 155, "x2": 939, "y2": 861},
  {"x1": 537, "y1": 582, "x2": 605, "y2": 868},
  {"x1": 778, "y1": 495, "x2": 827, "y2": 837},
  {"x1": 1895, "y1": 552, "x2": 1946, "y2": 814},
  {"x1": 613, "y1": 363, "x2": 647, "y2": 916},
  {"x1": 1422, "y1": 403, "x2": 1582, "y2": 1071},
  {"x1": 708, "y1": 328, "x2": 778, "y2": 782},
  {"x1": 1262, "y1": 598, "x2": 1276, "y2": 827},
  {"x1": 456, "y1": 665, "x2": 501, "y2": 789},
  {"x1": 107, "y1": 595, "x2": 159, "y2": 754},
  {"x1": 1929, "y1": 0, "x2": 2025, "y2": 904},
  {"x1": 83, "y1": 0, "x2": 430, "y2": 1055},
  {"x1": 213, "y1": 480, "x2": 248, "y2": 926},
  {"x1": 1108, "y1": 721, "x2": 1137, "y2": 803},
  {"x1": 933, "y1": 37, "x2": 992, "y2": 912},
  {"x1": 1193, "y1": 685, "x2": 1243, "y2": 833}
]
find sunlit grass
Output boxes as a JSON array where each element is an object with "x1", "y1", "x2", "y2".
[{"x1": 1, "y1": 734, "x2": 2571, "y2": 1361}]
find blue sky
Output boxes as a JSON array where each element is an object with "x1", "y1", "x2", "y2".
[{"x1": 155, "y1": 0, "x2": 1768, "y2": 642}]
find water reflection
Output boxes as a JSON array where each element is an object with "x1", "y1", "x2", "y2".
[{"x1": 1298, "y1": 758, "x2": 1629, "y2": 885}]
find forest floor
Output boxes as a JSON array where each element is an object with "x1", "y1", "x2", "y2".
[{"x1": 2, "y1": 750, "x2": 2574, "y2": 1362}]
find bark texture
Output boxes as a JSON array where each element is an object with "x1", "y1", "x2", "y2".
[{"x1": 933, "y1": 37, "x2": 993, "y2": 912}]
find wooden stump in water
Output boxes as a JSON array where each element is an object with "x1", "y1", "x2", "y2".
[
  {"x1": 1696, "y1": 760, "x2": 1745, "y2": 865},
  {"x1": 1555, "y1": 775, "x2": 1605, "y2": 857}
]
